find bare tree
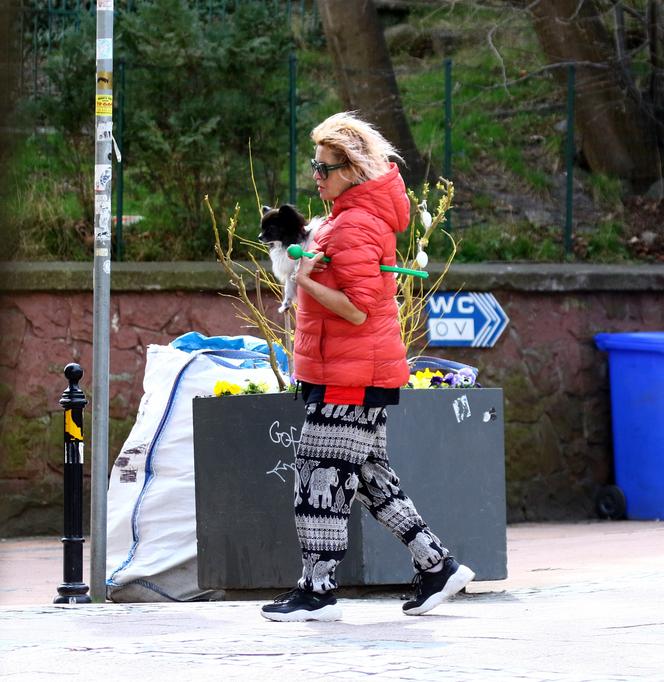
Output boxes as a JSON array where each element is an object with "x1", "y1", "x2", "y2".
[
  {"x1": 315, "y1": 0, "x2": 429, "y2": 185},
  {"x1": 528, "y1": 0, "x2": 662, "y2": 191}
]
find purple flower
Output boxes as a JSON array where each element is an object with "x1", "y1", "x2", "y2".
[
  {"x1": 430, "y1": 375, "x2": 445, "y2": 387},
  {"x1": 457, "y1": 367, "x2": 477, "y2": 387},
  {"x1": 443, "y1": 372, "x2": 460, "y2": 387}
]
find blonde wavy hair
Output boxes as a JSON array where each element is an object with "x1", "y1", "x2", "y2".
[{"x1": 311, "y1": 111, "x2": 404, "y2": 183}]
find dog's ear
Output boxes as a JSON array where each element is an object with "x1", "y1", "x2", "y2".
[
  {"x1": 278, "y1": 204, "x2": 305, "y2": 226},
  {"x1": 261, "y1": 205, "x2": 272, "y2": 216}
]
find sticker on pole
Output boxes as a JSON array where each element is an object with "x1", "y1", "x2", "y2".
[
  {"x1": 96, "y1": 121, "x2": 113, "y2": 141},
  {"x1": 96, "y1": 95, "x2": 113, "y2": 116},
  {"x1": 96, "y1": 39, "x2": 113, "y2": 60},
  {"x1": 94, "y1": 164, "x2": 112, "y2": 191},
  {"x1": 426, "y1": 292, "x2": 509, "y2": 347},
  {"x1": 97, "y1": 71, "x2": 113, "y2": 90}
]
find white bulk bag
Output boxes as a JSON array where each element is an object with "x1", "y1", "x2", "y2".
[{"x1": 106, "y1": 335, "x2": 285, "y2": 602}]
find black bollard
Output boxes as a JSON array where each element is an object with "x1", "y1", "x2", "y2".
[{"x1": 54, "y1": 363, "x2": 91, "y2": 604}]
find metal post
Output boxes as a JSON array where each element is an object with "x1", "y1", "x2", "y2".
[
  {"x1": 115, "y1": 58, "x2": 125, "y2": 261},
  {"x1": 443, "y1": 58, "x2": 453, "y2": 230},
  {"x1": 289, "y1": 52, "x2": 297, "y2": 205},
  {"x1": 54, "y1": 364, "x2": 91, "y2": 605},
  {"x1": 90, "y1": 0, "x2": 114, "y2": 602},
  {"x1": 564, "y1": 64, "x2": 575, "y2": 257}
]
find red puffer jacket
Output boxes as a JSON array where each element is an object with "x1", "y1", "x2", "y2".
[{"x1": 294, "y1": 163, "x2": 411, "y2": 388}]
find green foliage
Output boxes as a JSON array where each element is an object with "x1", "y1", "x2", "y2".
[
  {"x1": 582, "y1": 222, "x2": 631, "y2": 262},
  {"x1": 117, "y1": 0, "x2": 293, "y2": 258},
  {"x1": 10, "y1": 0, "x2": 293, "y2": 261},
  {"x1": 587, "y1": 173, "x2": 624, "y2": 209},
  {"x1": 19, "y1": 12, "x2": 96, "y2": 230},
  {"x1": 447, "y1": 223, "x2": 564, "y2": 263},
  {"x1": 5, "y1": 1, "x2": 648, "y2": 264},
  {"x1": 6, "y1": 132, "x2": 94, "y2": 260}
]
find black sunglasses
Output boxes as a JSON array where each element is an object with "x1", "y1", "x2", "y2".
[{"x1": 310, "y1": 158, "x2": 348, "y2": 180}]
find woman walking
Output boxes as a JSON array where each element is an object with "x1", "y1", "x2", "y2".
[{"x1": 261, "y1": 112, "x2": 475, "y2": 622}]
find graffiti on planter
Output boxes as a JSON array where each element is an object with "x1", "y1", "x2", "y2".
[{"x1": 266, "y1": 420, "x2": 301, "y2": 482}]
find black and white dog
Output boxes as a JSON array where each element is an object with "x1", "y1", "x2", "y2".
[{"x1": 259, "y1": 204, "x2": 321, "y2": 313}]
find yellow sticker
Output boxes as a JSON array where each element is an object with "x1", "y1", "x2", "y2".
[
  {"x1": 97, "y1": 71, "x2": 113, "y2": 90},
  {"x1": 65, "y1": 410, "x2": 83, "y2": 441},
  {"x1": 96, "y1": 94, "x2": 113, "y2": 116}
]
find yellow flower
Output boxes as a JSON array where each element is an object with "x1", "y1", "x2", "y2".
[
  {"x1": 213, "y1": 380, "x2": 243, "y2": 396},
  {"x1": 409, "y1": 369, "x2": 445, "y2": 389},
  {"x1": 244, "y1": 381, "x2": 270, "y2": 394}
]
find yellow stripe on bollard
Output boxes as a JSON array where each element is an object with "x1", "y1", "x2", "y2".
[{"x1": 64, "y1": 410, "x2": 83, "y2": 441}]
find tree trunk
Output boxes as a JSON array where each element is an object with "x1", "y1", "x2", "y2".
[
  {"x1": 315, "y1": 0, "x2": 428, "y2": 186},
  {"x1": 530, "y1": 0, "x2": 662, "y2": 192},
  {"x1": 647, "y1": 0, "x2": 664, "y2": 128}
]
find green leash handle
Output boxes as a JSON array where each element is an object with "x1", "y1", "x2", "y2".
[{"x1": 287, "y1": 244, "x2": 429, "y2": 279}]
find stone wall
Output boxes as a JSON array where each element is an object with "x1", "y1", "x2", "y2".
[{"x1": 1, "y1": 261, "x2": 662, "y2": 536}]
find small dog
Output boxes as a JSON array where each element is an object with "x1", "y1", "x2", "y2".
[{"x1": 259, "y1": 204, "x2": 321, "y2": 313}]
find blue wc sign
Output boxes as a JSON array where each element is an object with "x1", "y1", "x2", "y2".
[{"x1": 426, "y1": 292, "x2": 509, "y2": 347}]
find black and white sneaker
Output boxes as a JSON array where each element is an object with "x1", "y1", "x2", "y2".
[
  {"x1": 261, "y1": 587, "x2": 342, "y2": 622},
  {"x1": 403, "y1": 556, "x2": 475, "y2": 616}
]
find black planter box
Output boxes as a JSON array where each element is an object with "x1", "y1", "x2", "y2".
[{"x1": 193, "y1": 389, "x2": 506, "y2": 590}]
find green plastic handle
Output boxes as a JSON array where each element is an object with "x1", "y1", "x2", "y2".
[{"x1": 286, "y1": 244, "x2": 429, "y2": 279}]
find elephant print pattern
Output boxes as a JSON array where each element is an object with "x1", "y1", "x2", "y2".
[
  {"x1": 308, "y1": 466, "x2": 339, "y2": 509},
  {"x1": 295, "y1": 401, "x2": 447, "y2": 594}
]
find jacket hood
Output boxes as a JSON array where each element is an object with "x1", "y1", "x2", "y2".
[{"x1": 330, "y1": 162, "x2": 411, "y2": 233}]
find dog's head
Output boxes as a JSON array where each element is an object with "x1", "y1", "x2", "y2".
[{"x1": 259, "y1": 204, "x2": 307, "y2": 247}]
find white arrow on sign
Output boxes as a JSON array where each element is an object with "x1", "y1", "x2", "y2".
[
  {"x1": 471, "y1": 293, "x2": 508, "y2": 347},
  {"x1": 426, "y1": 292, "x2": 509, "y2": 348}
]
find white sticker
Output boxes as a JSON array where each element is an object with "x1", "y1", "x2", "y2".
[
  {"x1": 95, "y1": 248, "x2": 109, "y2": 257},
  {"x1": 96, "y1": 121, "x2": 113, "y2": 141},
  {"x1": 103, "y1": 259, "x2": 111, "y2": 275},
  {"x1": 95, "y1": 225, "x2": 110, "y2": 240},
  {"x1": 452, "y1": 395, "x2": 471, "y2": 423},
  {"x1": 94, "y1": 164, "x2": 112, "y2": 191},
  {"x1": 79, "y1": 442, "x2": 85, "y2": 464},
  {"x1": 98, "y1": 211, "x2": 111, "y2": 231},
  {"x1": 95, "y1": 194, "x2": 111, "y2": 214},
  {"x1": 97, "y1": 0, "x2": 113, "y2": 9},
  {"x1": 96, "y1": 39, "x2": 113, "y2": 60}
]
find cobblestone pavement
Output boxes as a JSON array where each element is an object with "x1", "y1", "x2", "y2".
[{"x1": 1, "y1": 522, "x2": 663, "y2": 680}]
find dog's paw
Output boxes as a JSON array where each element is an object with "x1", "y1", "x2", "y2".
[{"x1": 278, "y1": 300, "x2": 292, "y2": 314}]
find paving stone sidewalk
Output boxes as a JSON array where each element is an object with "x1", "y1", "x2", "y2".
[{"x1": 1, "y1": 521, "x2": 663, "y2": 680}]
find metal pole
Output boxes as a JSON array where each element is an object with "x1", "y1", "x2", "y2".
[
  {"x1": 443, "y1": 58, "x2": 452, "y2": 231},
  {"x1": 91, "y1": 0, "x2": 114, "y2": 602},
  {"x1": 289, "y1": 51, "x2": 297, "y2": 205},
  {"x1": 115, "y1": 59, "x2": 125, "y2": 261},
  {"x1": 54, "y1": 364, "x2": 91, "y2": 605},
  {"x1": 564, "y1": 64, "x2": 575, "y2": 257}
]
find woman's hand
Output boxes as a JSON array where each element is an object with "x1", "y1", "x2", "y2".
[
  {"x1": 296, "y1": 251, "x2": 327, "y2": 281},
  {"x1": 294, "y1": 252, "x2": 366, "y2": 326}
]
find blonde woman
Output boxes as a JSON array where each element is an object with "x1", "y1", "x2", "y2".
[{"x1": 261, "y1": 112, "x2": 474, "y2": 622}]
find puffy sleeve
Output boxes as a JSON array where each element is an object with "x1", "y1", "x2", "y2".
[{"x1": 325, "y1": 212, "x2": 386, "y2": 315}]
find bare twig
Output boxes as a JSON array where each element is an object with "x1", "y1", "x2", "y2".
[{"x1": 204, "y1": 195, "x2": 287, "y2": 391}]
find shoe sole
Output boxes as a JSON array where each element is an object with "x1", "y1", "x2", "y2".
[
  {"x1": 260, "y1": 603, "x2": 342, "y2": 622},
  {"x1": 403, "y1": 564, "x2": 476, "y2": 616}
]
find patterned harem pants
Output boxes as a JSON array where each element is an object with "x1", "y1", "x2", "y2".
[{"x1": 294, "y1": 401, "x2": 448, "y2": 593}]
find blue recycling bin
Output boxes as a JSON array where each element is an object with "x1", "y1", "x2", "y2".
[{"x1": 595, "y1": 332, "x2": 664, "y2": 520}]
